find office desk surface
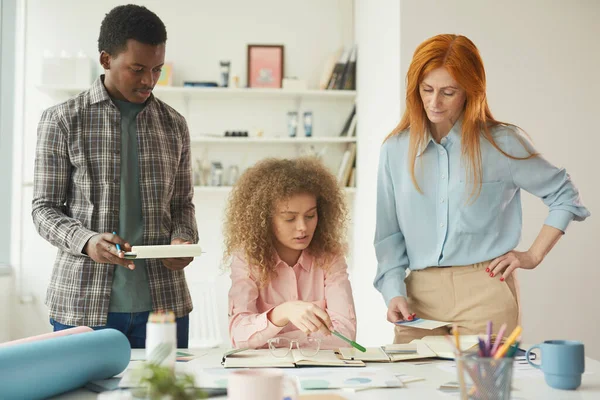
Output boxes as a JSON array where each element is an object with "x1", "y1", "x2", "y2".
[{"x1": 51, "y1": 346, "x2": 600, "y2": 399}]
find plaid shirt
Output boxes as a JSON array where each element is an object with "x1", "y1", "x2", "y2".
[{"x1": 32, "y1": 76, "x2": 198, "y2": 326}]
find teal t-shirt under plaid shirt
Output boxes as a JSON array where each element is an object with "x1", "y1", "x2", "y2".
[{"x1": 109, "y1": 98, "x2": 152, "y2": 313}]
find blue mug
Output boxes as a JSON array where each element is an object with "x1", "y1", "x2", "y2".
[{"x1": 526, "y1": 340, "x2": 585, "y2": 390}]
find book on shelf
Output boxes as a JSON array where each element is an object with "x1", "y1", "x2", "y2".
[
  {"x1": 319, "y1": 47, "x2": 343, "y2": 90},
  {"x1": 348, "y1": 151, "x2": 357, "y2": 187},
  {"x1": 337, "y1": 143, "x2": 357, "y2": 187},
  {"x1": 339, "y1": 105, "x2": 356, "y2": 136},
  {"x1": 347, "y1": 112, "x2": 357, "y2": 137},
  {"x1": 324, "y1": 45, "x2": 357, "y2": 91},
  {"x1": 348, "y1": 167, "x2": 356, "y2": 188},
  {"x1": 326, "y1": 48, "x2": 350, "y2": 90},
  {"x1": 341, "y1": 45, "x2": 357, "y2": 90}
]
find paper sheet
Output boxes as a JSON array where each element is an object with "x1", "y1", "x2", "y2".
[
  {"x1": 193, "y1": 367, "x2": 403, "y2": 390},
  {"x1": 394, "y1": 318, "x2": 451, "y2": 330},
  {"x1": 395, "y1": 373, "x2": 425, "y2": 384},
  {"x1": 339, "y1": 342, "x2": 436, "y2": 362},
  {"x1": 338, "y1": 347, "x2": 390, "y2": 361},
  {"x1": 383, "y1": 343, "x2": 418, "y2": 354},
  {"x1": 414, "y1": 335, "x2": 480, "y2": 359}
]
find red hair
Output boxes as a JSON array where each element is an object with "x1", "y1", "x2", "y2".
[{"x1": 386, "y1": 34, "x2": 535, "y2": 198}]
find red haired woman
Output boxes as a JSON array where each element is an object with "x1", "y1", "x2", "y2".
[{"x1": 374, "y1": 34, "x2": 590, "y2": 343}]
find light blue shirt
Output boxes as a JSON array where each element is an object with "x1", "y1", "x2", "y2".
[{"x1": 374, "y1": 119, "x2": 590, "y2": 305}]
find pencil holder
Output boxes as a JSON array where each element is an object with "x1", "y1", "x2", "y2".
[{"x1": 457, "y1": 354, "x2": 514, "y2": 400}]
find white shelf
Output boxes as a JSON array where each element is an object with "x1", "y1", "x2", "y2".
[
  {"x1": 36, "y1": 84, "x2": 356, "y2": 100},
  {"x1": 23, "y1": 182, "x2": 357, "y2": 194},
  {"x1": 194, "y1": 186, "x2": 356, "y2": 194},
  {"x1": 161, "y1": 86, "x2": 357, "y2": 100},
  {"x1": 191, "y1": 136, "x2": 356, "y2": 144}
]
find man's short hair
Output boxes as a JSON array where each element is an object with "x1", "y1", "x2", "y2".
[{"x1": 98, "y1": 4, "x2": 167, "y2": 55}]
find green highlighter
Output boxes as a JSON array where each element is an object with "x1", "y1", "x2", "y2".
[{"x1": 332, "y1": 330, "x2": 366, "y2": 352}]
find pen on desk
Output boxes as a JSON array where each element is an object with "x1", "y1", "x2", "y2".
[
  {"x1": 331, "y1": 330, "x2": 366, "y2": 353},
  {"x1": 112, "y1": 232, "x2": 122, "y2": 253}
]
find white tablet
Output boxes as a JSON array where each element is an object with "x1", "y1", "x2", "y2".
[{"x1": 123, "y1": 244, "x2": 203, "y2": 259}]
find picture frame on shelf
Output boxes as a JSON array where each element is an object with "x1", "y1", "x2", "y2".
[
  {"x1": 247, "y1": 44, "x2": 284, "y2": 88},
  {"x1": 156, "y1": 62, "x2": 173, "y2": 86}
]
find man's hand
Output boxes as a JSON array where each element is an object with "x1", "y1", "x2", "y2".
[
  {"x1": 83, "y1": 232, "x2": 134, "y2": 269},
  {"x1": 161, "y1": 238, "x2": 194, "y2": 271},
  {"x1": 387, "y1": 296, "x2": 416, "y2": 323}
]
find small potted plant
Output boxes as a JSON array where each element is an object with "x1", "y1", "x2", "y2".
[{"x1": 129, "y1": 362, "x2": 207, "y2": 400}]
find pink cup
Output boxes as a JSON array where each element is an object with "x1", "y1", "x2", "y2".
[{"x1": 227, "y1": 369, "x2": 299, "y2": 400}]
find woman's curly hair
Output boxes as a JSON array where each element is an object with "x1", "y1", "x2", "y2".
[{"x1": 223, "y1": 157, "x2": 348, "y2": 286}]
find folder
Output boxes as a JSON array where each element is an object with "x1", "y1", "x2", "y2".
[{"x1": 124, "y1": 244, "x2": 203, "y2": 259}]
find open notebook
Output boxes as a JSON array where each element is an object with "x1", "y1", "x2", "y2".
[
  {"x1": 338, "y1": 335, "x2": 481, "y2": 362},
  {"x1": 221, "y1": 348, "x2": 365, "y2": 368}
]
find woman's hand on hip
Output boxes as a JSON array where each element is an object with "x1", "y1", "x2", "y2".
[
  {"x1": 487, "y1": 250, "x2": 541, "y2": 281},
  {"x1": 387, "y1": 296, "x2": 416, "y2": 323}
]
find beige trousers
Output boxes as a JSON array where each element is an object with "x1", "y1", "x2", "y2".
[{"x1": 394, "y1": 261, "x2": 521, "y2": 344}]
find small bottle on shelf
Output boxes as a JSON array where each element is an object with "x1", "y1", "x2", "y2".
[
  {"x1": 303, "y1": 111, "x2": 313, "y2": 137},
  {"x1": 287, "y1": 112, "x2": 298, "y2": 137}
]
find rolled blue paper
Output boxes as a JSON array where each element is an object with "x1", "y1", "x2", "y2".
[{"x1": 0, "y1": 328, "x2": 131, "y2": 400}]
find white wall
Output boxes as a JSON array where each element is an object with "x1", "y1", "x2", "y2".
[
  {"x1": 352, "y1": 0, "x2": 402, "y2": 345},
  {"x1": 13, "y1": 0, "x2": 354, "y2": 342},
  {"x1": 11, "y1": 0, "x2": 600, "y2": 360},
  {"x1": 353, "y1": 0, "x2": 600, "y2": 358}
]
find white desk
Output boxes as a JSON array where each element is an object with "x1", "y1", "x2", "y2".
[{"x1": 52, "y1": 347, "x2": 600, "y2": 399}]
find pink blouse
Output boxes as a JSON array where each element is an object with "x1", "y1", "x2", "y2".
[{"x1": 228, "y1": 251, "x2": 357, "y2": 349}]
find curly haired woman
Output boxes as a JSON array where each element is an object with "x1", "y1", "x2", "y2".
[{"x1": 224, "y1": 157, "x2": 357, "y2": 350}]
